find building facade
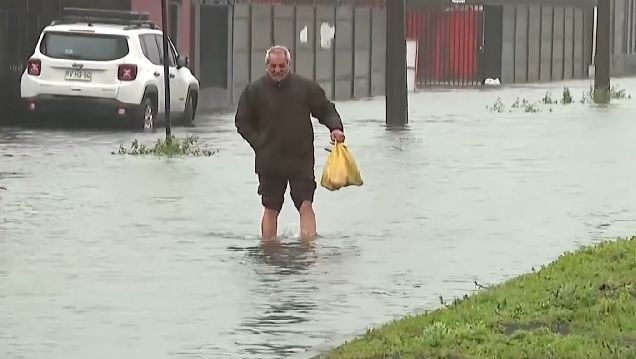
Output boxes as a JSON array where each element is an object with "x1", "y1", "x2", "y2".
[
  {"x1": 188, "y1": 0, "x2": 387, "y2": 111},
  {"x1": 144, "y1": 0, "x2": 388, "y2": 111},
  {"x1": 404, "y1": 0, "x2": 636, "y2": 86},
  {"x1": 405, "y1": 0, "x2": 597, "y2": 86},
  {"x1": 3, "y1": 0, "x2": 636, "y2": 120}
]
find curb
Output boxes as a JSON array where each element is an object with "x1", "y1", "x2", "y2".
[
  {"x1": 285, "y1": 295, "x2": 475, "y2": 359},
  {"x1": 286, "y1": 325, "x2": 372, "y2": 359},
  {"x1": 285, "y1": 311, "x2": 424, "y2": 359}
]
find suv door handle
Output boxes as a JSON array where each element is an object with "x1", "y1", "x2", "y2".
[
  {"x1": 169, "y1": 73, "x2": 175, "y2": 79},
  {"x1": 154, "y1": 72, "x2": 160, "y2": 77}
]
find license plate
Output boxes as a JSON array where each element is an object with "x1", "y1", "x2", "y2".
[{"x1": 65, "y1": 69, "x2": 92, "y2": 82}]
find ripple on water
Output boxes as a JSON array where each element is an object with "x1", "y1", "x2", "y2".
[{"x1": 3, "y1": 78, "x2": 636, "y2": 358}]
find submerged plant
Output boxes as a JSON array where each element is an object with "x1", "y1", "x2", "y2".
[
  {"x1": 542, "y1": 91, "x2": 557, "y2": 104},
  {"x1": 610, "y1": 85, "x2": 631, "y2": 99},
  {"x1": 487, "y1": 97, "x2": 506, "y2": 113},
  {"x1": 561, "y1": 87, "x2": 573, "y2": 104},
  {"x1": 511, "y1": 97, "x2": 522, "y2": 109},
  {"x1": 114, "y1": 135, "x2": 217, "y2": 157},
  {"x1": 580, "y1": 90, "x2": 590, "y2": 104},
  {"x1": 524, "y1": 102, "x2": 541, "y2": 113}
]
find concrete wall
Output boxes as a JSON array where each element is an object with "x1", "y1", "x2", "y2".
[
  {"x1": 500, "y1": 6, "x2": 515, "y2": 83},
  {"x1": 551, "y1": 7, "x2": 565, "y2": 80},
  {"x1": 573, "y1": 8, "x2": 584, "y2": 77},
  {"x1": 335, "y1": 6, "x2": 354, "y2": 99},
  {"x1": 229, "y1": 3, "x2": 385, "y2": 108},
  {"x1": 501, "y1": 4, "x2": 591, "y2": 84},
  {"x1": 250, "y1": 4, "x2": 272, "y2": 82},
  {"x1": 514, "y1": 5, "x2": 529, "y2": 82},
  {"x1": 563, "y1": 7, "x2": 574, "y2": 79},
  {"x1": 316, "y1": 5, "x2": 336, "y2": 98},
  {"x1": 511, "y1": 0, "x2": 636, "y2": 79},
  {"x1": 539, "y1": 5, "x2": 554, "y2": 81},
  {"x1": 610, "y1": 0, "x2": 636, "y2": 76},
  {"x1": 3, "y1": 0, "x2": 384, "y2": 116},
  {"x1": 295, "y1": 6, "x2": 315, "y2": 80},
  {"x1": 232, "y1": 4, "x2": 251, "y2": 107},
  {"x1": 273, "y1": 5, "x2": 295, "y2": 58},
  {"x1": 371, "y1": 7, "x2": 386, "y2": 97},
  {"x1": 353, "y1": 7, "x2": 372, "y2": 98},
  {"x1": 527, "y1": 5, "x2": 541, "y2": 82}
]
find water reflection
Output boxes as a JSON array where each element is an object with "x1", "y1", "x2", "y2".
[
  {"x1": 0, "y1": 130, "x2": 21, "y2": 143},
  {"x1": 384, "y1": 124, "x2": 411, "y2": 131},
  {"x1": 257, "y1": 239, "x2": 317, "y2": 273},
  {"x1": 229, "y1": 238, "x2": 319, "y2": 276},
  {"x1": 233, "y1": 239, "x2": 320, "y2": 357}
]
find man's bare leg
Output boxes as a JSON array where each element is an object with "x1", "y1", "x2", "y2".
[
  {"x1": 299, "y1": 201, "x2": 317, "y2": 239},
  {"x1": 261, "y1": 208, "x2": 280, "y2": 240}
]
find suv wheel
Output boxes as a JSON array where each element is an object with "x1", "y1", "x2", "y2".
[
  {"x1": 181, "y1": 91, "x2": 195, "y2": 126},
  {"x1": 140, "y1": 96, "x2": 155, "y2": 130}
]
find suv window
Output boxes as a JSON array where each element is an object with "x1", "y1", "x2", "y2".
[
  {"x1": 154, "y1": 34, "x2": 176, "y2": 67},
  {"x1": 139, "y1": 33, "x2": 176, "y2": 67},
  {"x1": 40, "y1": 32, "x2": 129, "y2": 61},
  {"x1": 140, "y1": 34, "x2": 161, "y2": 65}
]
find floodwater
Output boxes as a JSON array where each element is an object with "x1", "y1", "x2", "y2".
[{"x1": 2, "y1": 77, "x2": 636, "y2": 359}]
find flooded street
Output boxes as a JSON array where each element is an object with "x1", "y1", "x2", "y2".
[{"x1": 2, "y1": 78, "x2": 636, "y2": 359}]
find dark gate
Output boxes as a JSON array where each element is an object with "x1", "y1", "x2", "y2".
[
  {"x1": 199, "y1": 4, "x2": 229, "y2": 89},
  {"x1": 406, "y1": 3, "x2": 485, "y2": 87},
  {"x1": 481, "y1": 5, "x2": 502, "y2": 82},
  {"x1": 0, "y1": 5, "x2": 48, "y2": 122}
]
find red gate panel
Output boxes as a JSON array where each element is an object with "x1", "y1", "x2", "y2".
[{"x1": 406, "y1": 5, "x2": 483, "y2": 86}]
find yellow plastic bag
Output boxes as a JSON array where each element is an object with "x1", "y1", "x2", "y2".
[{"x1": 320, "y1": 142, "x2": 363, "y2": 191}]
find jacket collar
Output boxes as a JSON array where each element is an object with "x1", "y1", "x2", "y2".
[{"x1": 266, "y1": 73, "x2": 292, "y2": 89}]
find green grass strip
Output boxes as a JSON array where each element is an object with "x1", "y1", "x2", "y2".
[{"x1": 323, "y1": 236, "x2": 636, "y2": 359}]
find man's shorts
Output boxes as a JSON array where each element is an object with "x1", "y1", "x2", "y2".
[{"x1": 257, "y1": 173, "x2": 317, "y2": 211}]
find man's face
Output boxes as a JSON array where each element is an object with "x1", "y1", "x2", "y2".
[{"x1": 266, "y1": 52, "x2": 290, "y2": 82}]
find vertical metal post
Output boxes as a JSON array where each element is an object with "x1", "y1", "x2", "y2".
[
  {"x1": 293, "y1": 5, "x2": 298, "y2": 74},
  {"x1": 332, "y1": 6, "x2": 337, "y2": 99},
  {"x1": 368, "y1": 7, "x2": 373, "y2": 98},
  {"x1": 161, "y1": 0, "x2": 172, "y2": 140},
  {"x1": 594, "y1": 0, "x2": 611, "y2": 103},
  {"x1": 351, "y1": 7, "x2": 356, "y2": 98},
  {"x1": 312, "y1": 4, "x2": 317, "y2": 82},
  {"x1": 385, "y1": 0, "x2": 408, "y2": 126},
  {"x1": 550, "y1": 6, "x2": 554, "y2": 81}
]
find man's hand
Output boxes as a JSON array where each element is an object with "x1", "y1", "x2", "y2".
[{"x1": 330, "y1": 129, "x2": 345, "y2": 143}]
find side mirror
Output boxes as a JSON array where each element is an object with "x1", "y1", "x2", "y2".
[{"x1": 176, "y1": 55, "x2": 188, "y2": 69}]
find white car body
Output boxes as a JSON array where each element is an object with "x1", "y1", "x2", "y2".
[{"x1": 20, "y1": 10, "x2": 199, "y2": 129}]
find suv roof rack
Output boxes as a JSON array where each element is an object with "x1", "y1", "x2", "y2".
[{"x1": 50, "y1": 7, "x2": 158, "y2": 30}]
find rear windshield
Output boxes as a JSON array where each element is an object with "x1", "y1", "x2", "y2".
[{"x1": 40, "y1": 32, "x2": 129, "y2": 61}]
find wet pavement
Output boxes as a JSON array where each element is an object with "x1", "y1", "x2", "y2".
[{"x1": 2, "y1": 77, "x2": 636, "y2": 359}]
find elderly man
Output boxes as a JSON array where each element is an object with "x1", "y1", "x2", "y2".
[{"x1": 235, "y1": 45, "x2": 346, "y2": 240}]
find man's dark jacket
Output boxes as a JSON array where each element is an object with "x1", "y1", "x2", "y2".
[{"x1": 235, "y1": 73, "x2": 344, "y2": 177}]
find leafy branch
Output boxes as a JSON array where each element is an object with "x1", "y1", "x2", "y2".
[{"x1": 113, "y1": 135, "x2": 217, "y2": 157}]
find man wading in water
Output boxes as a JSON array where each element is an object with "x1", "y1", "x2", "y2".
[{"x1": 235, "y1": 45, "x2": 345, "y2": 240}]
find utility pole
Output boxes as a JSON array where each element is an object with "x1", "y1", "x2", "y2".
[
  {"x1": 385, "y1": 0, "x2": 408, "y2": 126},
  {"x1": 594, "y1": 0, "x2": 610, "y2": 104},
  {"x1": 160, "y1": 0, "x2": 172, "y2": 140}
]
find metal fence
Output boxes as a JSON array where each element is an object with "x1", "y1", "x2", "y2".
[
  {"x1": 407, "y1": 3, "x2": 485, "y2": 86},
  {"x1": 406, "y1": 0, "x2": 596, "y2": 87}
]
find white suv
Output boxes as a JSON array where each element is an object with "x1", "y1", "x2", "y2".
[{"x1": 20, "y1": 8, "x2": 200, "y2": 129}]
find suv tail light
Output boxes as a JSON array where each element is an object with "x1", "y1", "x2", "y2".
[
  {"x1": 118, "y1": 64, "x2": 138, "y2": 81},
  {"x1": 27, "y1": 58, "x2": 41, "y2": 76}
]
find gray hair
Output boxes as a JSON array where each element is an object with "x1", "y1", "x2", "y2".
[{"x1": 265, "y1": 45, "x2": 291, "y2": 64}]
